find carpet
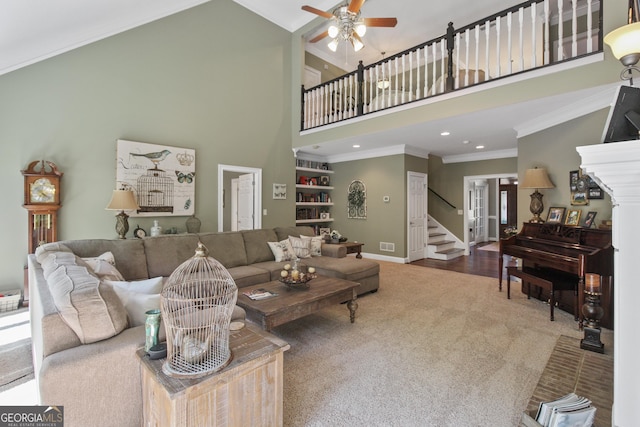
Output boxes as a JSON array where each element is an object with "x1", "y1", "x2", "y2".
[
  {"x1": 272, "y1": 261, "x2": 608, "y2": 426},
  {"x1": 0, "y1": 308, "x2": 34, "y2": 393}
]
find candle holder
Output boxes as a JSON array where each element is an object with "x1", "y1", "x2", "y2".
[{"x1": 580, "y1": 273, "x2": 605, "y2": 353}]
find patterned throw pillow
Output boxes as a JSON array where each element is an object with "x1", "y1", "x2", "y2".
[
  {"x1": 267, "y1": 239, "x2": 297, "y2": 262},
  {"x1": 288, "y1": 235, "x2": 311, "y2": 259},
  {"x1": 82, "y1": 252, "x2": 125, "y2": 281},
  {"x1": 301, "y1": 235, "x2": 323, "y2": 257}
]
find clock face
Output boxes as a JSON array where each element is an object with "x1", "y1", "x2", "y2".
[
  {"x1": 576, "y1": 177, "x2": 588, "y2": 193},
  {"x1": 30, "y1": 178, "x2": 56, "y2": 203}
]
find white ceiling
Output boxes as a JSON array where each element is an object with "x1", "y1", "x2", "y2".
[{"x1": 0, "y1": 0, "x2": 612, "y2": 161}]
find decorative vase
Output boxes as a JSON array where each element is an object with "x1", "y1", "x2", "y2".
[
  {"x1": 145, "y1": 309, "x2": 162, "y2": 352},
  {"x1": 186, "y1": 215, "x2": 201, "y2": 233},
  {"x1": 150, "y1": 220, "x2": 162, "y2": 237}
]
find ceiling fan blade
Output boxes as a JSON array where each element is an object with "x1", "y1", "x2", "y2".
[
  {"x1": 363, "y1": 17, "x2": 398, "y2": 27},
  {"x1": 301, "y1": 5, "x2": 334, "y2": 19},
  {"x1": 309, "y1": 30, "x2": 329, "y2": 43},
  {"x1": 347, "y1": 0, "x2": 366, "y2": 14}
]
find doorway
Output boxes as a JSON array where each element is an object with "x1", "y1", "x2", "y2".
[
  {"x1": 218, "y1": 164, "x2": 262, "y2": 232},
  {"x1": 463, "y1": 173, "x2": 517, "y2": 255}
]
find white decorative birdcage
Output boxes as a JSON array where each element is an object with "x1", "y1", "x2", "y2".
[
  {"x1": 137, "y1": 168, "x2": 174, "y2": 213},
  {"x1": 161, "y1": 243, "x2": 238, "y2": 378}
]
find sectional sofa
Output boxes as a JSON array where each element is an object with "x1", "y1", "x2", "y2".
[{"x1": 28, "y1": 225, "x2": 379, "y2": 427}]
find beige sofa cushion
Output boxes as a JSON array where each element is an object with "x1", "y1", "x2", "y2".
[
  {"x1": 242, "y1": 229, "x2": 278, "y2": 264},
  {"x1": 198, "y1": 232, "x2": 248, "y2": 268},
  {"x1": 143, "y1": 234, "x2": 201, "y2": 277},
  {"x1": 38, "y1": 246, "x2": 128, "y2": 344}
]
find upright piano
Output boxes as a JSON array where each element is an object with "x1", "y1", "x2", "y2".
[{"x1": 499, "y1": 222, "x2": 614, "y2": 329}]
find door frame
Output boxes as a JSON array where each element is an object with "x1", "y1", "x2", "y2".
[
  {"x1": 462, "y1": 172, "x2": 516, "y2": 255},
  {"x1": 218, "y1": 164, "x2": 262, "y2": 232},
  {"x1": 407, "y1": 171, "x2": 428, "y2": 262}
]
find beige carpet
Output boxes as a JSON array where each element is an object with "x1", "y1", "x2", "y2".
[
  {"x1": 0, "y1": 308, "x2": 34, "y2": 393},
  {"x1": 272, "y1": 261, "x2": 608, "y2": 426},
  {"x1": 477, "y1": 241, "x2": 500, "y2": 252}
]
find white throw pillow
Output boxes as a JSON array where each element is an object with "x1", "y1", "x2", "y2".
[
  {"x1": 288, "y1": 235, "x2": 311, "y2": 259},
  {"x1": 301, "y1": 235, "x2": 323, "y2": 257},
  {"x1": 103, "y1": 277, "x2": 164, "y2": 327},
  {"x1": 83, "y1": 252, "x2": 124, "y2": 281},
  {"x1": 267, "y1": 239, "x2": 297, "y2": 262}
]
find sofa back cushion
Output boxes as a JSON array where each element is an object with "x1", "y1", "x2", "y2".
[
  {"x1": 143, "y1": 234, "x2": 201, "y2": 277},
  {"x1": 36, "y1": 246, "x2": 128, "y2": 344},
  {"x1": 47, "y1": 239, "x2": 149, "y2": 280},
  {"x1": 197, "y1": 232, "x2": 248, "y2": 268},
  {"x1": 241, "y1": 229, "x2": 278, "y2": 264},
  {"x1": 274, "y1": 226, "x2": 315, "y2": 241}
]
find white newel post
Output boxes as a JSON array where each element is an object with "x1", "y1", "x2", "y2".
[{"x1": 577, "y1": 141, "x2": 640, "y2": 427}]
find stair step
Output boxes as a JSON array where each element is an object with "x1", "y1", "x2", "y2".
[
  {"x1": 429, "y1": 232, "x2": 446, "y2": 238},
  {"x1": 436, "y1": 248, "x2": 465, "y2": 255},
  {"x1": 430, "y1": 239, "x2": 455, "y2": 247}
]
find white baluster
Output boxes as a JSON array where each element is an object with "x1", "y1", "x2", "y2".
[
  {"x1": 496, "y1": 16, "x2": 501, "y2": 78},
  {"x1": 310, "y1": 90, "x2": 315, "y2": 128},
  {"x1": 485, "y1": 20, "x2": 491, "y2": 80},
  {"x1": 390, "y1": 57, "x2": 395, "y2": 106},
  {"x1": 587, "y1": 0, "x2": 593, "y2": 53},
  {"x1": 572, "y1": 0, "x2": 578, "y2": 58},
  {"x1": 440, "y1": 40, "x2": 445, "y2": 93},
  {"x1": 408, "y1": 51, "x2": 413, "y2": 103},
  {"x1": 519, "y1": 7, "x2": 524, "y2": 72},
  {"x1": 475, "y1": 25, "x2": 480, "y2": 84},
  {"x1": 423, "y1": 46, "x2": 428, "y2": 98},
  {"x1": 396, "y1": 56, "x2": 401, "y2": 105},
  {"x1": 544, "y1": 0, "x2": 550, "y2": 64},
  {"x1": 464, "y1": 28, "x2": 470, "y2": 87},
  {"x1": 455, "y1": 32, "x2": 460, "y2": 89},
  {"x1": 432, "y1": 42, "x2": 437, "y2": 95},
  {"x1": 303, "y1": 92, "x2": 308, "y2": 129},
  {"x1": 507, "y1": 12, "x2": 513, "y2": 75},
  {"x1": 557, "y1": 0, "x2": 564, "y2": 61},
  {"x1": 416, "y1": 48, "x2": 422, "y2": 99},
  {"x1": 531, "y1": 3, "x2": 537, "y2": 68}
]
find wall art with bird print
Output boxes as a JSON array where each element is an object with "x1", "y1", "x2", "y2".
[{"x1": 116, "y1": 139, "x2": 196, "y2": 217}]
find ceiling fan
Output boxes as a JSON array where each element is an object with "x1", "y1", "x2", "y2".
[{"x1": 302, "y1": 0, "x2": 397, "y2": 52}]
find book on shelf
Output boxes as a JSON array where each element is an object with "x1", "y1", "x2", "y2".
[
  {"x1": 242, "y1": 288, "x2": 278, "y2": 300},
  {"x1": 535, "y1": 393, "x2": 596, "y2": 427}
]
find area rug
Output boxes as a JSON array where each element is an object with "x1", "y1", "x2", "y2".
[
  {"x1": 0, "y1": 308, "x2": 34, "y2": 393},
  {"x1": 272, "y1": 261, "x2": 611, "y2": 426},
  {"x1": 477, "y1": 241, "x2": 500, "y2": 252}
]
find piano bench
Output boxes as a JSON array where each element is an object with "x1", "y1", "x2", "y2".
[{"x1": 505, "y1": 266, "x2": 578, "y2": 322}]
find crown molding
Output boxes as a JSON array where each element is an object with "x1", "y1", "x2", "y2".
[
  {"x1": 323, "y1": 144, "x2": 429, "y2": 164},
  {"x1": 442, "y1": 148, "x2": 517, "y2": 164}
]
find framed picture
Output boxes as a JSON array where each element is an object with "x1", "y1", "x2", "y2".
[
  {"x1": 116, "y1": 139, "x2": 195, "y2": 217},
  {"x1": 583, "y1": 211, "x2": 597, "y2": 228},
  {"x1": 588, "y1": 187, "x2": 604, "y2": 200},
  {"x1": 565, "y1": 209, "x2": 581, "y2": 226},
  {"x1": 320, "y1": 212, "x2": 330, "y2": 220},
  {"x1": 569, "y1": 170, "x2": 579, "y2": 191},
  {"x1": 547, "y1": 207, "x2": 566, "y2": 223},
  {"x1": 319, "y1": 227, "x2": 331, "y2": 236},
  {"x1": 273, "y1": 183, "x2": 286, "y2": 200},
  {"x1": 319, "y1": 175, "x2": 330, "y2": 186},
  {"x1": 571, "y1": 191, "x2": 588, "y2": 206}
]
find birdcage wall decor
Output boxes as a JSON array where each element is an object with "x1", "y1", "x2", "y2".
[
  {"x1": 161, "y1": 243, "x2": 238, "y2": 379},
  {"x1": 137, "y1": 168, "x2": 174, "y2": 213}
]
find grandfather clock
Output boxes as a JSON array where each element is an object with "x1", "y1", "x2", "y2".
[{"x1": 22, "y1": 160, "x2": 63, "y2": 253}]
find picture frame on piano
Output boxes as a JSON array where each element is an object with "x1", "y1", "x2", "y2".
[
  {"x1": 565, "y1": 209, "x2": 581, "y2": 226},
  {"x1": 547, "y1": 207, "x2": 565, "y2": 223},
  {"x1": 583, "y1": 211, "x2": 597, "y2": 228}
]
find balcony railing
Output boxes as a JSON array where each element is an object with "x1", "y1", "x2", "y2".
[{"x1": 301, "y1": 0, "x2": 602, "y2": 131}]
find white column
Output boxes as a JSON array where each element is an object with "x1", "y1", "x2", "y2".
[{"x1": 577, "y1": 140, "x2": 640, "y2": 427}]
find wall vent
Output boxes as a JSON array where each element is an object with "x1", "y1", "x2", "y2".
[{"x1": 380, "y1": 242, "x2": 395, "y2": 252}]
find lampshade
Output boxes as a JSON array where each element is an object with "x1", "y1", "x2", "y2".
[
  {"x1": 328, "y1": 25, "x2": 339, "y2": 39},
  {"x1": 106, "y1": 189, "x2": 140, "y2": 211},
  {"x1": 350, "y1": 37, "x2": 364, "y2": 52},
  {"x1": 520, "y1": 168, "x2": 554, "y2": 189},
  {"x1": 328, "y1": 38, "x2": 339, "y2": 52},
  {"x1": 604, "y1": 22, "x2": 640, "y2": 65},
  {"x1": 354, "y1": 22, "x2": 367, "y2": 37}
]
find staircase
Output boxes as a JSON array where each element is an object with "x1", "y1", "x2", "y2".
[{"x1": 427, "y1": 216, "x2": 465, "y2": 261}]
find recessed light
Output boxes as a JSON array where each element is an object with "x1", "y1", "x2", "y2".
[
  {"x1": 353, "y1": 144, "x2": 360, "y2": 148},
  {"x1": 440, "y1": 131, "x2": 450, "y2": 136},
  {"x1": 475, "y1": 145, "x2": 485, "y2": 149},
  {"x1": 462, "y1": 140, "x2": 470, "y2": 144}
]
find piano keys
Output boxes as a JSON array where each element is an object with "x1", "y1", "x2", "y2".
[{"x1": 499, "y1": 222, "x2": 614, "y2": 329}]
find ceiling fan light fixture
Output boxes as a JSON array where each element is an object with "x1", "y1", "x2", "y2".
[
  {"x1": 351, "y1": 37, "x2": 364, "y2": 52},
  {"x1": 328, "y1": 38, "x2": 339, "y2": 52},
  {"x1": 377, "y1": 79, "x2": 390, "y2": 89},
  {"x1": 328, "y1": 25, "x2": 339, "y2": 39},
  {"x1": 355, "y1": 22, "x2": 367, "y2": 37}
]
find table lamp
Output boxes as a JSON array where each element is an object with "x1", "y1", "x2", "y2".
[
  {"x1": 520, "y1": 167, "x2": 554, "y2": 223},
  {"x1": 106, "y1": 189, "x2": 140, "y2": 239}
]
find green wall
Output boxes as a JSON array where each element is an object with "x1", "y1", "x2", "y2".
[
  {"x1": 330, "y1": 154, "x2": 427, "y2": 258},
  {"x1": 0, "y1": 0, "x2": 294, "y2": 291},
  {"x1": 428, "y1": 156, "x2": 517, "y2": 239},
  {"x1": 517, "y1": 110, "x2": 613, "y2": 225}
]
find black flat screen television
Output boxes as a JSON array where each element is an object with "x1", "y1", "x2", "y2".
[{"x1": 602, "y1": 85, "x2": 640, "y2": 143}]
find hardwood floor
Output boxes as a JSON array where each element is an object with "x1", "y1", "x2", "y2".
[{"x1": 410, "y1": 242, "x2": 501, "y2": 278}]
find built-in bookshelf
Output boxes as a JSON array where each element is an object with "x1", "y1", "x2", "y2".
[{"x1": 295, "y1": 159, "x2": 334, "y2": 234}]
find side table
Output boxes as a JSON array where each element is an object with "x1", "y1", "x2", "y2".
[
  {"x1": 138, "y1": 323, "x2": 289, "y2": 427},
  {"x1": 326, "y1": 241, "x2": 364, "y2": 258}
]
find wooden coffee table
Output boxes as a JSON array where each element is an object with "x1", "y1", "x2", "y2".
[{"x1": 237, "y1": 276, "x2": 360, "y2": 331}]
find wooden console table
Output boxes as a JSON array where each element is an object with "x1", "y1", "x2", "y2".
[
  {"x1": 326, "y1": 241, "x2": 364, "y2": 258},
  {"x1": 138, "y1": 323, "x2": 289, "y2": 427}
]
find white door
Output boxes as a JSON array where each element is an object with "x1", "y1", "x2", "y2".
[
  {"x1": 474, "y1": 181, "x2": 488, "y2": 243},
  {"x1": 237, "y1": 173, "x2": 254, "y2": 230},
  {"x1": 408, "y1": 172, "x2": 427, "y2": 262},
  {"x1": 231, "y1": 178, "x2": 239, "y2": 231}
]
